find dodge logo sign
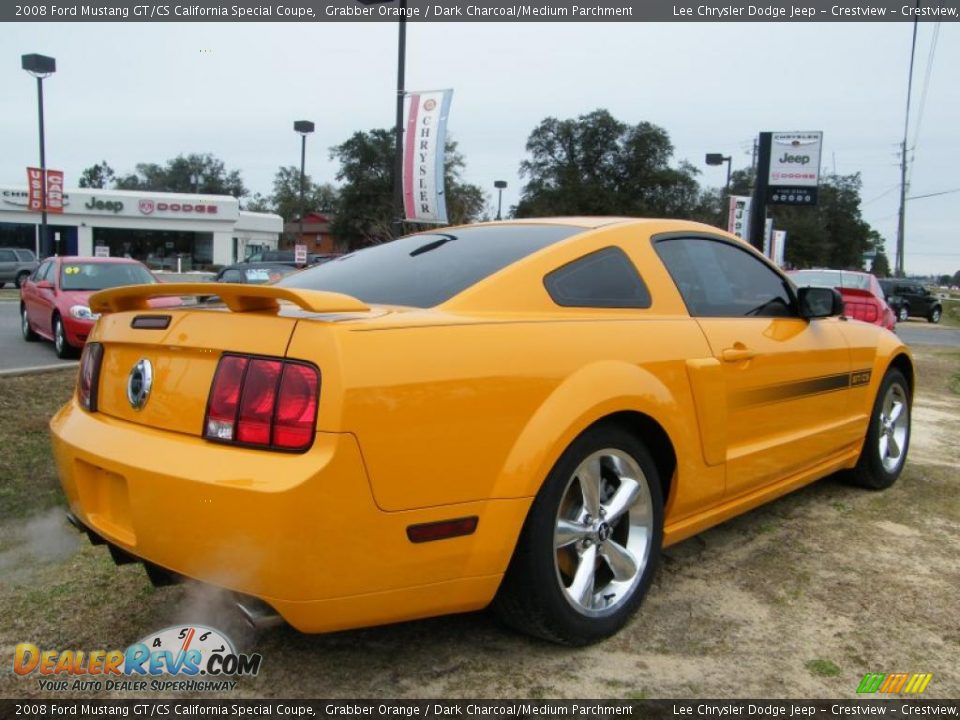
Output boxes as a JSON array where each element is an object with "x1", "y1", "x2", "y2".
[{"x1": 139, "y1": 199, "x2": 155, "y2": 215}]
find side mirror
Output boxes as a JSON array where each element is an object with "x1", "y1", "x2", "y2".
[{"x1": 798, "y1": 286, "x2": 843, "y2": 319}]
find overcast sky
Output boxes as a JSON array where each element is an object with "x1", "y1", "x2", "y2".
[{"x1": 1, "y1": 21, "x2": 955, "y2": 275}]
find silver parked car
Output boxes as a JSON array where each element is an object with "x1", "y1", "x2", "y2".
[{"x1": 0, "y1": 248, "x2": 39, "y2": 288}]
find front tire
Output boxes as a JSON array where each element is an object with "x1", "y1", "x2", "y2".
[
  {"x1": 53, "y1": 315, "x2": 77, "y2": 359},
  {"x1": 928, "y1": 307, "x2": 941, "y2": 324},
  {"x1": 848, "y1": 368, "x2": 911, "y2": 490},
  {"x1": 493, "y1": 424, "x2": 663, "y2": 645},
  {"x1": 897, "y1": 306, "x2": 909, "y2": 323}
]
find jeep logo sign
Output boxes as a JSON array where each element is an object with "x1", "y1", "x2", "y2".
[
  {"x1": 778, "y1": 153, "x2": 811, "y2": 165},
  {"x1": 85, "y1": 196, "x2": 124, "y2": 214}
]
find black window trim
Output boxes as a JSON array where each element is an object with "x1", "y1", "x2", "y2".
[
  {"x1": 543, "y1": 245, "x2": 652, "y2": 309},
  {"x1": 650, "y1": 231, "x2": 800, "y2": 319}
]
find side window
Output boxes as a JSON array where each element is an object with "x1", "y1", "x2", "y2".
[
  {"x1": 0, "y1": 250, "x2": 16, "y2": 262},
  {"x1": 220, "y1": 269, "x2": 243, "y2": 283},
  {"x1": 33, "y1": 261, "x2": 51, "y2": 282},
  {"x1": 655, "y1": 237, "x2": 795, "y2": 318},
  {"x1": 544, "y1": 247, "x2": 651, "y2": 308},
  {"x1": 15, "y1": 250, "x2": 36, "y2": 262}
]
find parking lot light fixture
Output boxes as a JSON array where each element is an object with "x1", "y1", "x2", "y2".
[{"x1": 21, "y1": 53, "x2": 56, "y2": 257}]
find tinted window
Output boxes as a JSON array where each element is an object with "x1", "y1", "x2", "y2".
[
  {"x1": 220, "y1": 269, "x2": 243, "y2": 283},
  {"x1": 545, "y1": 247, "x2": 650, "y2": 308},
  {"x1": 60, "y1": 262, "x2": 156, "y2": 291},
  {"x1": 279, "y1": 225, "x2": 581, "y2": 307},
  {"x1": 34, "y1": 261, "x2": 52, "y2": 282},
  {"x1": 655, "y1": 237, "x2": 795, "y2": 318}
]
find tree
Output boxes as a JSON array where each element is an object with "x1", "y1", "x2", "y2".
[
  {"x1": 78, "y1": 161, "x2": 115, "y2": 189},
  {"x1": 267, "y1": 166, "x2": 338, "y2": 223},
  {"x1": 114, "y1": 153, "x2": 248, "y2": 198},
  {"x1": 870, "y1": 245, "x2": 892, "y2": 278},
  {"x1": 513, "y1": 109, "x2": 702, "y2": 219},
  {"x1": 330, "y1": 129, "x2": 486, "y2": 249}
]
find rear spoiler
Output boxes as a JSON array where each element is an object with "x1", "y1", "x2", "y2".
[
  {"x1": 835, "y1": 287, "x2": 875, "y2": 300},
  {"x1": 89, "y1": 283, "x2": 370, "y2": 314}
]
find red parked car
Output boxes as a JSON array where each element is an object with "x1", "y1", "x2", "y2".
[
  {"x1": 20, "y1": 256, "x2": 177, "y2": 358},
  {"x1": 788, "y1": 269, "x2": 897, "y2": 332}
]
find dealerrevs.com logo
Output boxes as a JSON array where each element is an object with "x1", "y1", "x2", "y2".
[{"x1": 13, "y1": 625, "x2": 262, "y2": 693}]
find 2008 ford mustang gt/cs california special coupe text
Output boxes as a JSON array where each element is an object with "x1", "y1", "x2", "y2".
[{"x1": 52, "y1": 218, "x2": 913, "y2": 645}]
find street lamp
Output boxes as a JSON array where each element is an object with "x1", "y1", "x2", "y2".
[
  {"x1": 21, "y1": 53, "x2": 56, "y2": 258},
  {"x1": 293, "y1": 120, "x2": 315, "y2": 244},
  {"x1": 357, "y1": 0, "x2": 407, "y2": 234},
  {"x1": 494, "y1": 180, "x2": 507, "y2": 221},
  {"x1": 705, "y1": 153, "x2": 733, "y2": 196}
]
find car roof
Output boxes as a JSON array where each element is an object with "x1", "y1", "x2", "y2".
[{"x1": 53, "y1": 256, "x2": 145, "y2": 265}]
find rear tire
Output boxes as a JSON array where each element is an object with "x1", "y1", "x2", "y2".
[
  {"x1": 847, "y1": 368, "x2": 911, "y2": 490},
  {"x1": 493, "y1": 424, "x2": 663, "y2": 645},
  {"x1": 21, "y1": 305, "x2": 38, "y2": 342},
  {"x1": 15, "y1": 272, "x2": 30, "y2": 289},
  {"x1": 928, "y1": 307, "x2": 941, "y2": 324}
]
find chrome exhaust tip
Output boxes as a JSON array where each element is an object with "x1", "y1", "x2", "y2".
[{"x1": 234, "y1": 595, "x2": 284, "y2": 630}]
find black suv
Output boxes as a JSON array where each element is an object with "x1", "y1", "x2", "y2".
[{"x1": 879, "y1": 279, "x2": 942, "y2": 323}]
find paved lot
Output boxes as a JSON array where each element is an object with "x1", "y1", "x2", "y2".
[
  {"x1": 896, "y1": 319, "x2": 960, "y2": 347},
  {"x1": 0, "y1": 300, "x2": 77, "y2": 373}
]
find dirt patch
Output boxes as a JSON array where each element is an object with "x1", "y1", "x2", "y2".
[{"x1": 1, "y1": 353, "x2": 957, "y2": 700}]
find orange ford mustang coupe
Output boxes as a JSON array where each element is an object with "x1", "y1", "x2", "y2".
[{"x1": 52, "y1": 218, "x2": 913, "y2": 645}]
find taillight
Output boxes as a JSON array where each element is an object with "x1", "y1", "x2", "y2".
[
  {"x1": 204, "y1": 354, "x2": 320, "y2": 452},
  {"x1": 78, "y1": 342, "x2": 103, "y2": 412}
]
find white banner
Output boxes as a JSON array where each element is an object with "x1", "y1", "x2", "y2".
[
  {"x1": 763, "y1": 218, "x2": 774, "y2": 257},
  {"x1": 768, "y1": 131, "x2": 823, "y2": 188},
  {"x1": 402, "y1": 89, "x2": 453, "y2": 224},
  {"x1": 727, "y1": 195, "x2": 752, "y2": 242},
  {"x1": 772, "y1": 230, "x2": 787, "y2": 268}
]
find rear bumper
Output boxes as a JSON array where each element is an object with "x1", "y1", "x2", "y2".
[{"x1": 51, "y1": 399, "x2": 527, "y2": 632}]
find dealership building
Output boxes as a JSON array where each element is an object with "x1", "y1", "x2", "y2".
[{"x1": 0, "y1": 185, "x2": 282, "y2": 270}]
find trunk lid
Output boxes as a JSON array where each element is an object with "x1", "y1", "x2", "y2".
[{"x1": 87, "y1": 284, "x2": 368, "y2": 437}]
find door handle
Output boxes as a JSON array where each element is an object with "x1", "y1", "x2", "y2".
[{"x1": 722, "y1": 347, "x2": 756, "y2": 362}]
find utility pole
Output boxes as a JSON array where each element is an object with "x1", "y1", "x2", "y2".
[{"x1": 896, "y1": 5, "x2": 920, "y2": 277}]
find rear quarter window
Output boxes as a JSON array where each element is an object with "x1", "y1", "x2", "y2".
[{"x1": 544, "y1": 247, "x2": 650, "y2": 308}]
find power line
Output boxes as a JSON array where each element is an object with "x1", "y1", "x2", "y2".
[
  {"x1": 907, "y1": 187, "x2": 960, "y2": 201},
  {"x1": 908, "y1": 22, "x2": 941, "y2": 187}
]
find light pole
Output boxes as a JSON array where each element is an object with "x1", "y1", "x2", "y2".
[
  {"x1": 705, "y1": 153, "x2": 732, "y2": 196},
  {"x1": 21, "y1": 53, "x2": 56, "y2": 258},
  {"x1": 494, "y1": 180, "x2": 507, "y2": 221},
  {"x1": 293, "y1": 120, "x2": 315, "y2": 244},
  {"x1": 357, "y1": 0, "x2": 407, "y2": 235},
  {"x1": 190, "y1": 172, "x2": 201, "y2": 193}
]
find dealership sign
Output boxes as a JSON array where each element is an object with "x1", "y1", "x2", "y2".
[
  {"x1": 1, "y1": 186, "x2": 238, "y2": 221},
  {"x1": 402, "y1": 89, "x2": 453, "y2": 224},
  {"x1": 767, "y1": 131, "x2": 822, "y2": 206}
]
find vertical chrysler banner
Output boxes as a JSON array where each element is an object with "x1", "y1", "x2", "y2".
[
  {"x1": 727, "y1": 195, "x2": 752, "y2": 242},
  {"x1": 26, "y1": 167, "x2": 65, "y2": 213},
  {"x1": 402, "y1": 89, "x2": 453, "y2": 224}
]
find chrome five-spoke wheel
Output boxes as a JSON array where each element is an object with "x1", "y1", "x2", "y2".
[
  {"x1": 877, "y1": 383, "x2": 908, "y2": 474},
  {"x1": 554, "y1": 449, "x2": 653, "y2": 616}
]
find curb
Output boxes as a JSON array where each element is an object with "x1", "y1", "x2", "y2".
[{"x1": 0, "y1": 362, "x2": 78, "y2": 378}]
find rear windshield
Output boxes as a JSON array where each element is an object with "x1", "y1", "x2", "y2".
[
  {"x1": 60, "y1": 262, "x2": 156, "y2": 291},
  {"x1": 791, "y1": 270, "x2": 870, "y2": 290},
  {"x1": 278, "y1": 224, "x2": 581, "y2": 307}
]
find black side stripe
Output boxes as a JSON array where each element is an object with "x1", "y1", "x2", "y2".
[{"x1": 733, "y1": 369, "x2": 872, "y2": 408}]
